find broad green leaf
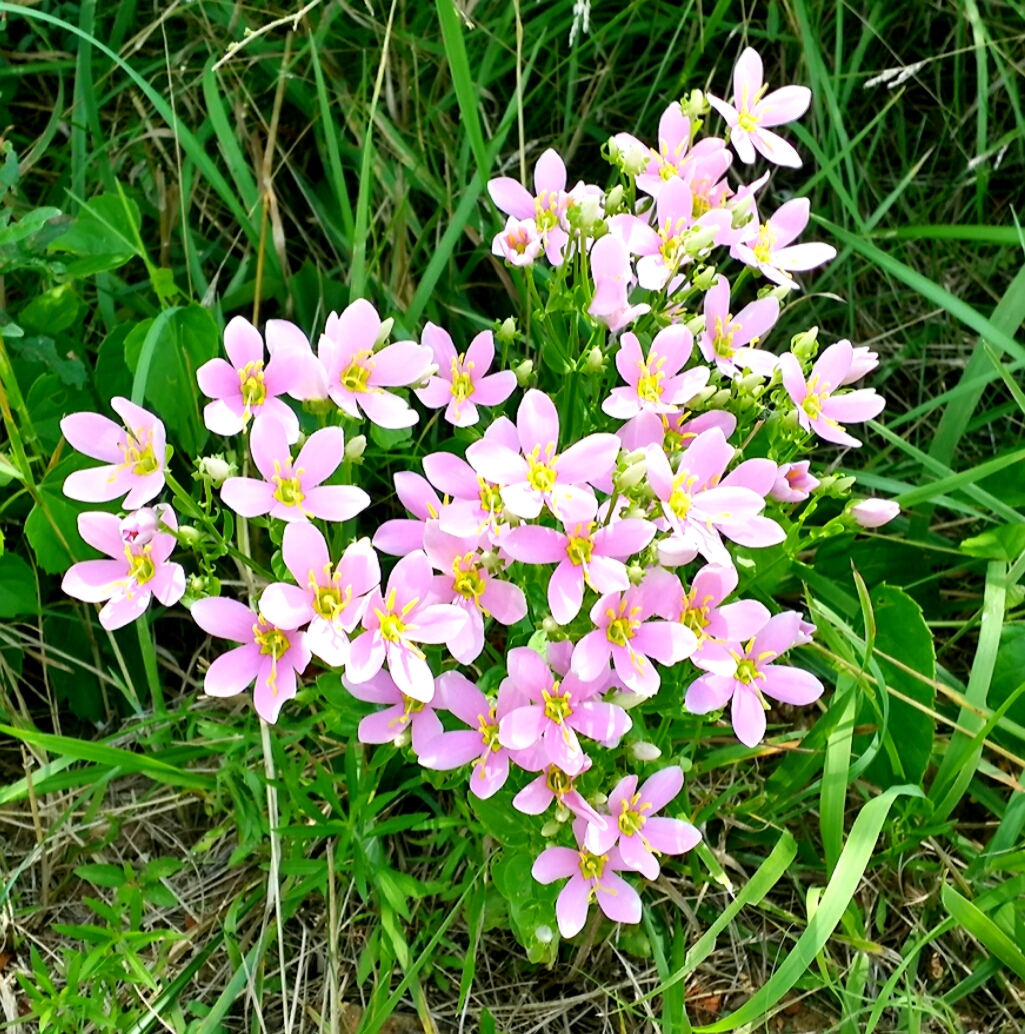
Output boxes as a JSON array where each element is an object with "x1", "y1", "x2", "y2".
[
  {"x1": 369, "y1": 422, "x2": 413, "y2": 452},
  {"x1": 92, "y1": 322, "x2": 135, "y2": 412},
  {"x1": 0, "y1": 205, "x2": 61, "y2": 247},
  {"x1": 492, "y1": 849, "x2": 560, "y2": 964},
  {"x1": 18, "y1": 284, "x2": 83, "y2": 335},
  {"x1": 25, "y1": 371, "x2": 95, "y2": 453},
  {"x1": 0, "y1": 553, "x2": 38, "y2": 617},
  {"x1": 469, "y1": 790, "x2": 537, "y2": 851},
  {"x1": 860, "y1": 585, "x2": 936, "y2": 788},
  {"x1": 48, "y1": 191, "x2": 141, "y2": 270},
  {"x1": 961, "y1": 523, "x2": 1025, "y2": 561},
  {"x1": 74, "y1": 863, "x2": 127, "y2": 888},
  {"x1": 9, "y1": 335, "x2": 87, "y2": 389},
  {"x1": 941, "y1": 883, "x2": 1025, "y2": 981}
]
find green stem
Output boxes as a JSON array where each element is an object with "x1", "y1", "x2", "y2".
[{"x1": 136, "y1": 616, "x2": 165, "y2": 719}]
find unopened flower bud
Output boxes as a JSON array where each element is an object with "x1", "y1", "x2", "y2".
[
  {"x1": 606, "y1": 136, "x2": 621, "y2": 162},
  {"x1": 692, "y1": 265, "x2": 717, "y2": 292},
  {"x1": 626, "y1": 563, "x2": 645, "y2": 585},
  {"x1": 834, "y1": 476, "x2": 857, "y2": 492},
  {"x1": 851, "y1": 499, "x2": 900, "y2": 528},
  {"x1": 685, "y1": 224, "x2": 718, "y2": 255},
  {"x1": 685, "y1": 314, "x2": 705, "y2": 336},
  {"x1": 542, "y1": 615, "x2": 561, "y2": 635},
  {"x1": 541, "y1": 819, "x2": 562, "y2": 838},
  {"x1": 737, "y1": 373, "x2": 764, "y2": 392},
  {"x1": 392, "y1": 728, "x2": 411, "y2": 749},
  {"x1": 679, "y1": 88, "x2": 709, "y2": 119},
  {"x1": 554, "y1": 803, "x2": 571, "y2": 823},
  {"x1": 623, "y1": 144, "x2": 649, "y2": 177},
  {"x1": 120, "y1": 508, "x2": 160, "y2": 546},
  {"x1": 481, "y1": 550, "x2": 505, "y2": 574},
  {"x1": 730, "y1": 195, "x2": 756, "y2": 228},
  {"x1": 583, "y1": 346, "x2": 605, "y2": 373},
  {"x1": 574, "y1": 196, "x2": 602, "y2": 233},
  {"x1": 589, "y1": 791, "x2": 608, "y2": 807},
  {"x1": 374, "y1": 317, "x2": 394, "y2": 348},
  {"x1": 710, "y1": 388, "x2": 732, "y2": 407},
  {"x1": 783, "y1": 410, "x2": 800, "y2": 430},
  {"x1": 791, "y1": 326, "x2": 819, "y2": 362},
  {"x1": 178, "y1": 525, "x2": 203, "y2": 546},
  {"x1": 535, "y1": 924, "x2": 554, "y2": 944},
  {"x1": 412, "y1": 363, "x2": 439, "y2": 389},
  {"x1": 817, "y1": 474, "x2": 838, "y2": 490},
  {"x1": 691, "y1": 385, "x2": 717, "y2": 406},
  {"x1": 344, "y1": 434, "x2": 367, "y2": 462},
  {"x1": 766, "y1": 284, "x2": 791, "y2": 302},
  {"x1": 628, "y1": 741, "x2": 662, "y2": 762},
  {"x1": 303, "y1": 397, "x2": 335, "y2": 416},
  {"x1": 513, "y1": 358, "x2": 534, "y2": 387},
  {"x1": 605, "y1": 184, "x2": 625, "y2": 212},
  {"x1": 614, "y1": 461, "x2": 647, "y2": 493},
  {"x1": 196, "y1": 454, "x2": 235, "y2": 486},
  {"x1": 496, "y1": 316, "x2": 517, "y2": 345},
  {"x1": 611, "y1": 690, "x2": 646, "y2": 709}
]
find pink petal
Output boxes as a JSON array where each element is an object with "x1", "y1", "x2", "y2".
[
  {"x1": 532, "y1": 845, "x2": 580, "y2": 883},
  {"x1": 203, "y1": 644, "x2": 262, "y2": 697},
  {"x1": 779, "y1": 352, "x2": 808, "y2": 406},
  {"x1": 508, "y1": 644, "x2": 555, "y2": 698},
  {"x1": 595, "y1": 872, "x2": 641, "y2": 926},
  {"x1": 466, "y1": 439, "x2": 528, "y2": 485},
  {"x1": 757, "y1": 85, "x2": 811, "y2": 127},
  {"x1": 373, "y1": 519, "x2": 426, "y2": 556},
  {"x1": 751, "y1": 128, "x2": 802, "y2": 169},
  {"x1": 60, "y1": 411, "x2": 125, "y2": 463},
  {"x1": 303, "y1": 485, "x2": 370, "y2": 523},
  {"x1": 752, "y1": 610, "x2": 804, "y2": 657},
  {"x1": 386, "y1": 643, "x2": 436, "y2": 702},
  {"x1": 760, "y1": 665, "x2": 824, "y2": 705},
  {"x1": 821, "y1": 389, "x2": 885, "y2": 424},
  {"x1": 548, "y1": 560, "x2": 585, "y2": 625},
  {"x1": 281, "y1": 521, "x2": 330, "y2": 585},
  {"x1": 294, "y1": 427, "x2": 344, "y2": 488},
  {"x1": 594, "y1": 519, "x2": 655, "y2": 559},
  {"x1": 642, "y1": 816, "x2": 702, "y2": 855},
  {"x1": 76, "y1": 511, "x2": 125, "y2": 558},
  {"x1": 768, "y1": 197, "x2": 811, "y2": 248},
  {"x1": 192, "y1": 597, "x2": 257, "y2": 643},
  {"x1": 498, "y1": 705, "x2": 547, "y2": 749},
  {"x1": 469, "y1": 752, "x2": 510, "y2": 799},
  {"x1": 422, "y1": 452, "x2": 479, "y2": 499},
  {"x1": 62, "y1": 559, "x2": 126, "y2": 602},
  {"x1": 487, "y1": 177, "x2": 535, "y2": 220},
  {"x1": 421, "y1": 323, "x2": 458, "y2": 369},
  {"x1": 223, "y1": 316, "x2": 264, "y2": 369},
  {"x1": 570, "y1": 700, "x2": 631, "y2": 746},
  {"x1": 585, "y1": 556, "x2": 630, "y2": 595},
  {"x1": 471, "y1": 371, "x2": 516, "y2": 407},
  {"x1": 418, "y1": 729, "x2": 486, "y2": 770},
  {"x1": 406, "y1": 603, "x2": 468, "y2": 644},
  {"x1": 259, "y1": 582, "x2": 314, "y2": 630},
  {"x1": 733, "y1": 47, "x2": 764, "y2": 108},
  {"x1": 465, "y1": 329, "x2": 495, "y2": 372},
  {"x1": 415, "y1": 378, "x2": 454, "y2": 410},
  {"x1": 571, "y1": 629, "x2": 612, "y2": 682},
  {"x1": 481, "y1": 579, "x2": 526, "y2": 625},
  {"x1": 639, "y1": 766, "x2": 683, "y2": 812},
  {"x1": 345, "y1": 631, "x2": 386, "y2": 684},
  {"x1": 717, "y1": 599, "x2": 771, "y2": 641},
  {"x1": 358, "y1": 704, "x2": 409, "y2": 744},
  {"x1": 731, "y1": 686, "x2": 767, "y2": 747},
  {"x1": 370, "y1": 342, "x2": 432, "y2": 388},
  {"x1": 534, "y1": 148, "x2": 567, "y2": 194},
  {"x1": 517, "y1": 389, "x2": 560, "y2": 456},
  {"x1": 203, "y1": 398, "x2": 244, "y2": 437},
  {"x1": 556, "y1": 875, "x2": 591, "y2": 938},
  {"x1": 555, "y1": 433, "x2": 620, "y2": 486},
  {"x1": 503, "y1": 525, "x2": 567, "y2": 564},
  {"x1": 342, "y1": 669, "x2": 400, "y2": 704},
  {"x1": 435, "y1": 670, "x2": 489, "y2": 727},
  {"x1": 220, "y1": 477, "x2": 275, "y2": 517},
  {"x1": 358, "y1": 388, "x2": 418, "y2": 429},
  {"x1": 196, "y1": 357, "x2": 240, "y2": 400},
  {"x1": 685, "y1": 673, "x2": 735, "y2": 714}
]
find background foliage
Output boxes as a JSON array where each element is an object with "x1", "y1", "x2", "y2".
[{"x1": 1, "y1": 0, "x2": 1025, "y2": 1031}]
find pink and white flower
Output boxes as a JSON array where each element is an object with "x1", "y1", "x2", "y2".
[
  {"x1": 61, "y1": 398, "x2": 166, "y2": 509},
  {"x1": 498, "y1": 646, "x2": 632, "y2": 775},
  {"x1": 192, "y1": 597, "x2": 311, "y2": 724},
  {"x1": 583, "y1": 767, "x2": 701, "y2": 879},
  {"x1": 685, "y1": 610, "x2": 824, "y2": 747},
  {"x1": 488, "y1": 149, "x2": 570, "y2": 264},
  {"x1": 220, "y1": 421, "x2": 369, "y2": 523},
  {"x1": 492, "y1": 216, "x2": 543, "y2": 266},
  {"x1": 780, "y1": 340, "x2": 886, "y2": 448},
  {"x1": 708, "y1": 47, "x2": 811, "y2": 168},
  {"x1": 417, "y1": 672, "x2": 528, "y2": 798},
  {"x1": 372, "y1": 472, "x2": 447, "y2": 557},
  {"x1": 771, "y1": 461, "x2": 819, "y2": 502},
  {"x1": 513, "y1": 758, "x2": 606, "y2": 828},
  {"x1": 414, "y1": 325, "x2": 516, "y2": 427},
  {"x1": 503, "y1": 518, "x2": 656, "y2": 625},
  {"x1": 61, "y1": 506, "x2": 185, "y2": 630},
  {"x1": 587, "y1": 232, "x2": 650, "y2": 332},
  {"x1": 841, "y1": 344, "x2": 879, "y2": 385},
  {"x1": 259, "y1": 524, "x2": 380, "y2": 668},
  {"x1": 851, "y1": 499, "x2": 900, "y2": 528},
  {"x1": 732, "y1": 198, "x2": 837, "y2": 289},
  {"x1": 466, "y1": 390, "x2": 619, "y2": 524},
  {"x1": 196, "y1": 316, "x2": 304, "y2": 443},
  {"x1": 346, "y1": 550, "x2": 467, "y2": 702},
  {"x1": 342, "y1": 668, "x2": 442, "y2": 754},
  {"x1": 532, "y1": 820, "x2": 642, "y2": 938},
  {"x1": 423, "y1": 522, "x2": 526, "y2": 664},
  {"x1": 697, "y1": 274, "x2": 780, "y2": 377}
]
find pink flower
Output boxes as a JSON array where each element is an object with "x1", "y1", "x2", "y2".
[
  {"x1": 492, "y1": 216, "x2": 543, "y2": 266},
  {"x1": 583, "y1": 767, "x2": 701, "y2": 879},
  {"x1": 414, "y1": 325, "x2": 516, "y2": 427},
  {"x1": 466, "y1": 390, "x2": 619, "y2": 524},
  {"x1": 423, "y1": 522, "x2": 526, "y2": 664},
  {"x1": 708, "y1": 47, "x2": 811, "y2": 168},
  {"x1": 60, "y1": 397, "x2": 166, "y2": 509},
  {"x1": 685, "y1": 610, "x2": 824, "y2": 747},
  {"x1": 346, "y1": 550, "x2": 467, "y2": 702},
  {"x1": 487, "y1": 149, "x2": 570, "y2": 264},
  {"x1": 192, "y1": 597, "x2": 311, "y2": 724},
  {"x1": 498, "y1": 646, "x2": 632, "y2": 775},
  {"x1": 771, "y1": 461, "x2": 819, "y2": 502},
  {"x1": 196, "y1": 316, "x2": 304, "y2": 443},
  {"x1": 698, "y1": 274, "x2": 780, "y2": 377},
  {"x1": 732, "y1": 198, "x2": 837, "y2": 289},
  {"x1": 841, "y1": 344, "x2": 879, "y2": 385},
  {"x1": 62, "y1": 506, "x2": 185, "y2": 630},
  {"x1": 417, "y1": 672, "x2": 528, "y2": 798},
  {"x1": 602, "y1": 326, "x2": 709, "y2": 423},
  {"x1": 259, "y1": 524, "x2": 380, "y2": 668},
  {"x1": 503, "y1": 518, "x2": 656, "y2": 625},
  {"x1": 317, "y1": 299, "x2": 432, "y2": 428},
  {"x1": 220, "y1": 420, "x2": 369, "y2": 523},
  {"x1": 532, "y1": 820, "x2": 642, "y2": 938},
  {"x1": 342, "y1": 668, "x2": 442, "y2": 754},
  {"x1": 851, "y1": 499, "x2": 900, "y2": 528},
  {"x1": 513, "y1": 758, "x2": 607, "y2": 828},
  {"x1": 780, "y1": 340, "x2": 885, "y2": 448},
  {"x1": 645, "y1": 428, "x2": 782, "y2": 566},
  {"x1": 617, "y1": 409, "x2": 739, "y2": 457},
  {"x1": 587, "y1": 232, "x2": 650, "y2": 332},
  {"x1": 372, "y1": 472, "x2": 446, "y2": 556},
  {"x1": 571, "y1": 579, "x2": 696, "y2": 697}
]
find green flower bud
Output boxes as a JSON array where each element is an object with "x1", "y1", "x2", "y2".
[
  {"x1": 374, "y1": 317, "x2": 395, "y2": 349},
  {"x1": 583, "y1": 346, "x2": 605, "y2": 373},
  {"x1": 513, "y1": 358, "x2": 534, "y2": 387},
  {"x1": 710, "y1": 388, "x2": 732, "y2": 407},
  {"x1": 344, "y1": 434, "x2": 367, "y2": 462},
  {"x1": 302, "y1": 397, "x2": 335, "y2": 416},
  {"x1": 178, "y1": 525, "x2": 203, "y2": 546},
  {"x1": 605, "y1": 184, "x2": 625, "y2": 212},
  {"x1": 685, "y1": 314, "x2": 705, "y2": 336},
  {"x1": 685, "y1": 224, "x2": 718, "y2": 255},
  {"x1": 496, "y1": 316, "x2": 517, "y2": 346},
  {"x1": 542, "y1": 615, "x2": 561, "y2": 635},
  {"x1": 679, "y1": 88, "x2": 710, "y2": 119},
  {"x1": 783, "y1": 409, "x2": 800, "y2": 430},
  {"x1": 195, "y1": 454, "x2": 236, "y2": 487},
  {"x1": 606, "y1": 136, "x2": 622, "y2": 162},
  {"x1": 541, "y1": 820, "x2": 562, "y2": 838},
  {"x1": 623, "y1": 144, "x2": 650, "y2": 177},
  {"x1": 692, "y1": 265, "x2": 717, "y2": 291},
  {"x1": 628, "y1": 741, "x2": 662, "y2": 762},
  {"x1": 791, "y1": 326, "x2": 819, "y2": 362},
  {"x1": 614, "y1": 460, "x2": 647, "y2": 492},
  {"x1": 691, "y1": 385, "x2": 718, "y2": 406},
  {"x1": 626, "y1": 563, "x2": 646, "y2": 585}
]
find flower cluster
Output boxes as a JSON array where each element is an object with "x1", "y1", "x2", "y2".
[{"x1": 57, "y1": 47, "x2": 901, "y2": 942}]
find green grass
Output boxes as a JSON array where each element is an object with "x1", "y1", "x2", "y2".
[{"x1": 1, "y1": 1, "x2": 1025, "y2": 1032}]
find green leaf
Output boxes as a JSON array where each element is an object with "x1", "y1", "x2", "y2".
[
  {"x1": 0, "y1": 553, "x2": 38, "y2": 617},
  {"x1": 369, "y1": 422, "x2": 413, "y2": 452},
  {"x1": 860, "y1": 585, "x2": 936, "y2": 788},
  {"x1": 25, "y1": 371, "x2": 95, "y2": 452},
  {"x1": 0, "y1": 205, "x2": 61, "y2": 247},
  {"x1": 18, "y1": 284, "x2": 83, "y2": 335},
  {"x1": 93, "y1": 323, "x2": 136, "y2": 412},
  {"x1": 941, "y1": 883, "x2": 1025, "y2": 981},
  {"x1": 9, "y1": 336, "x2": 87, "y2": 389},
  {"x1": 960, "y1": 523, "x2": 1025, "y2": 562},
  {"x1": 469, "y1": 790, "x2": 537, "y2": 851},
  {"x1": 48, "y1": 191, "x2": 141, "y2": 270},
  {"x1": 74, "y1": 863, "x2": 127, "y2": 888},
  {"x1": 492, "y1": 849, "x2": 560, "y2": 964}
]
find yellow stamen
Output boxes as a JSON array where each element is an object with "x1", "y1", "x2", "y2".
[{"x1": 340, "y1": 351, "x2": 374, "y2": 393}]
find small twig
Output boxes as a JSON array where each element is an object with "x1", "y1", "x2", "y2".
[{"x1": 212, "y1": 0, "x2": 324, "y2": 72}]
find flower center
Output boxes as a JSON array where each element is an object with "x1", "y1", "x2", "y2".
[
  {"x1": 119, "y1": 435, "x2": 160, "y2": 477},
  {"x1": 478, "y1": 708, "x2": 501, "y2": 752},
  {"x1": 658, "y1": 223, "x2": 686, "y2": 266},
  {"x1": 542, "y1": 682, "x2": 573, "y2": 724},
  {"x1": 636, "y1": 356, "x2": 665, "y2": 404},
  {"x1": 254, "y1": 625, "x2": 290, "y2": 660},
  {"x1": 734, "y1": 658, "x2": 761, "y2": 684},
  {"x1": 534, "y1": 191, "x2": 561, "y2": 231},
  {"x1": 378, "y1": 612, "x2": 407, "y2": 643},
  {"x1": 238, "y1": 361, "x2": 267, "y2": 417},
  {"x1": 618, "y1": 794, "x2": 649, "y2": 837},
  {"x1": 752, "y1": 225, "x2": 776, "y2": 265},
  {"x1": 375, "y1": 589, "x2": 420, "y2": 645},
  {"x1": 544, "y1": 766, "x2": 574, "y2": 796},
  {"x1": 505, "y1": 227, "x2": 532, "y2": 254},
  {"x1": 126, "y1": 549, "x2": 156, "y2": 586},
  {"x1": 565, "y1": 530, "x2": 594, "y2": 567},
  {"x1": 452, "y1": 554, "x2": 487, "y2": 604},
  {"x1": 478, "y1": 479, "x2": 504, "y2": 514},
  {"x1": 713, "y1": 315, "x2": 737, "y2": 359},
  {"x1": 313, "y1": 583, "x2": 351, "y2": 622},
  {"x1": 340, "y1": 352, "x2": 373, "y2": 393},
  {"x1": 737, "y1": 110, "x2": 760, "y2": 133},
  {"x1": 668, "y1": 477, "x2": 695, "y2": 520},
  {"x1": 691, "y1": 192, "x2": 712, "y2": 218},
  {"x1": 578, "y1": 850, "x2": 607, "y2": 881},
  {"x1": 272, "y1": 474, "x2": 305, "y2": 509},
  {"x1": 450, "y1": 356, "x2": 475, "y2": 402},
  {"x1": 681, "y1": 602, "x2": 710, "y2": 636},
  {"x1": 605, "y1": 599, "x2": 641, "y2": 647},
  {"x1": 402, "y1": 695, "x2": 426, "y2": 717},
  {"x1": 526, "y1": 446, "x2": 558, "y2": 494}
]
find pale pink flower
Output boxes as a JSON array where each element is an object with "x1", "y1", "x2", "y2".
[
  {"x1": 613, "y1": 409, "x2": 738, "y2": 457},
  {"x1": 498, "y1": 646, "x2": 632, "y2": 775},
  {"x1": 732, "y1": 198, "x2": 837, "y2": 289},
  {"x1": 220, "y1": 421, "x2": 369, "y2": 523},
  {"x1": 259, "y1": 524, "x2": 380, "y2": 668},
  {"x1": 414, "y1": 325, "x2": 516, "y2": 427},
  {"x1": 708, "y1": 47, "x2": 811, "y2": 168},
  {"x1": 492, "y1": 216, "x2": 543, "y2": 266},
  {"x1": 62, "y1": 506, "x2": 185, "y2": 630},
  {"x1": 423, "y1": 522, "x2": 526, "y2": 664},
  {"x1": 686, "y1": 610, "x2": 824, "y2": 747},
  {"x1": 60, "y1": 397, "x2": 166, "y2": 509},
  {"x1": 317, "y1": 299, "x2": 431, "y2": 428},
  {"x1": 196, "y1": 316, "x2": 303, "y2": 443},
  {"x1": 771, "y1": 461, "x2": 819, "y2": 502},
  {"x1": 488, "y1": 149, "x2": 570, "y2": 264},
  {"x1": 646, "y1": 428, "x2": 783, "y2": 566},
  {"x1": 417, "y1": 672, "x2": 528, "y2": 798},
  {"x1": 841, "y1": 344, "x2": 879, "y2": 385},
  {"x1": 423, "y1": 417, "x2": 519, "y2": 541},
  {"x1": 583, "y1": 767, "x2": 701, "y2": 879},
  {"x1": 571, "y1": 579, "x2": 696, "y2": 697},
  {"x1": 532, "y1": 820, "x2": 642, "y2": 938},
  {"x1": 465, "y1": 390, "x2": 619, "y2": 524},
  {"x1": 780, "y1": 340, "x2": 885, "y2": 448},
  {"x1": 192, "y1": 597, "x2": 311, "y2": 724},
  {"x1": 372, "y1": 472, "x2": 447, "y2": 556},
  {"x1": 503, "y1": 518, "x2": 656, "y2": 625},
  {"x1": 602, "y1": 326, "x2": 709, "y2": 424},
  {"x1": 346, "y1": 550, "x2": 467, "y2": 702},
  {"x1": 342, "y1": 669, "x2": 442, "y2": 754},
  {"x1": 698, "y1": 274, "x2": 780, "y2": 377},
  {"x1": 851, "y1": 499, "x2": 900, "y2": 528},
  {"x1": 514, "y1": 758, "x2": 607, "y2": 828},
  {"x1": 587, "y1": 232, "x2": 650, "y2": 333}
]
